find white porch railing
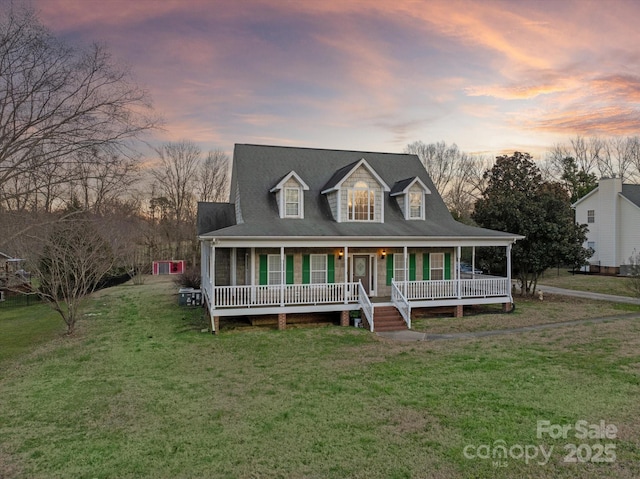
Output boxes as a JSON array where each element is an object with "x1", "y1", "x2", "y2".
[
  {"x1": 358, "y1": 281, "x2": 374, "y2": 332},
  {"x1": 399, "y1": 277, "x2": 510, "y2": 300},
  {"x1": 213, "y1": 282, "x2": 360, "y2": 309},
  {"x1": 208, "y1": 277, "x2": 509, "y2": 312},
  {"x1": 391, "y1": 279, "x2": 411, "y2": 329}
]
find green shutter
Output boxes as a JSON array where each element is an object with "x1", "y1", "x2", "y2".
[
  {"x1": 327, "y1": 254, "x2": 335, "y2": 283},
  {"x1": 286, "y1": 255, "x2": 294, "y2": 284},
  {"x1": 259, "y1": 254, "x2": 268, "y2": 285},
  {"x1": 386, "y1": 254, "x2": 394, "y2": 285},
  {"x1": 302, "y1": 255, "x2": 310, "y2": 284},
  {"x1": 423, "y1": 253, "x2": 430, "y2": 280},
  {"x1": 409, "y1": 253, "x2": 416, "y2": 281},
  {"x1": 445, "y1": 252, "x2": 451, "y2": 280}
]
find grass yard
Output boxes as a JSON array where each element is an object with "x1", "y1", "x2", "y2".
[
  {"x1": 0, "y1": 301, "x2": 66, "y2": 363},
  {"x1": 1, "y1": 276, "x2": 639, "y2": 478},
  {"x1": 538, "y1": 268, "x2": 634, "y2": 296}
]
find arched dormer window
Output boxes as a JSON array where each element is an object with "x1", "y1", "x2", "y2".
[{"x1": 348, "y1": 181, "x2": 375, "y2": 221}]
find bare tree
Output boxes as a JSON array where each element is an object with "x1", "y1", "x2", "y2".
[
  {"x1": 197, "y1": 149, "x2": 230, "y2": 202},
  {"x1": 405, "y1": 141, "x2": 458, "y2": 192},
  {"x1": 151, "y1": 140, "x2": 201, "y2": 227},
  {"x1": 446, "y1": 154, "x2": 492, "y2": 221},
  {"x1": 405, "y1": 141, "x2": 491, "y2": 220},
  {"x1": 25, "y1": 217, "x2": 115, "y2": 334},
  {"x1": 0, "y1": 5, "x2": 157, "y2": 211}
]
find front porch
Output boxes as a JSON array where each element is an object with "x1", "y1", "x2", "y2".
[{"x1": 202, "y1": 276, "x2": 513, "y2": 333}]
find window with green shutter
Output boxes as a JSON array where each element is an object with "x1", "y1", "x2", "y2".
[{"x1": 261, "y1": 254, "x2": 293, "y2": 285}]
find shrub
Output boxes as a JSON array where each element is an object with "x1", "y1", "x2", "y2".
[{"x1": 173, "y1": 266, "x2": 201, "y2": 289}]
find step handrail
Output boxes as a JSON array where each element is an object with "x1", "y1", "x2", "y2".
[
  {"x1": 391, "y1": 279, "x2": 411, "y2": 329},
  {"x1": 358, "y1": 280, "x2": 374, "y2": 332}
]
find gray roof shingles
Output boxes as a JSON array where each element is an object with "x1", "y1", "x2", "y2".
[
  {"x1": 622, "y1": 184, "x2": 640, "y2": 208},
  {"x1": 199, "y1": 144, "x2": 518, "y2": 240}
]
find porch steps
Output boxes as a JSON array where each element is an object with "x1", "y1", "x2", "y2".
[{"x1": 373, "y1": 306, "x2": 408, "y2": 332}]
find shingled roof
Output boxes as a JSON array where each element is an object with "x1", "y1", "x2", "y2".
[
  {"x1": 199, "y1": 144, "x2": 518, "y2": 240},
  {"x1": 622, "y1": 184, "x2": 640, "y2": 208}
]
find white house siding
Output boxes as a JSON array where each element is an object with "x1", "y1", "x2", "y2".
[
  {"x1": 576, "y1": 190, "x2": 601, "y2": 265},
  {"x1": 619, "y1": 198, "x2": 640, "y2": 266},
  {"x1": 576, "y1": 190, "x2": 600, "y2": 264},
  {"x1": 597, "y1": 178, "x2": 621, "y2": 269}
]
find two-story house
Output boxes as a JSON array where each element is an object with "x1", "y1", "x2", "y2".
[
  {"x1": 198, "y1": 144, "x2": 522, "y2": 333},
  {"x1": 573, "y1": 176, "x2": 640, "y2": 274}
]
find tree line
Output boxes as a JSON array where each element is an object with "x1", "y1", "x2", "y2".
[
  {"x1": 0, "y1": 5, "x2": 626, "y2": 333},
  {"x1": 0, "y1": 6, "x2": 228, "y2": 333}
]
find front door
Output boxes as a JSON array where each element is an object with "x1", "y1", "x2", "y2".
[{"x1": 352, "y1": 255, "x2": 371, "y2": 295}]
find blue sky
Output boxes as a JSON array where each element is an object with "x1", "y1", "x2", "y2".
[{"x1": 32, "y1": 0, "x2": 640, "y2": 159}]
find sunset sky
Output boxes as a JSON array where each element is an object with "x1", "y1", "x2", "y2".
[{"x1": 30, "y1": 0, "x2": 640, "y2": 159}]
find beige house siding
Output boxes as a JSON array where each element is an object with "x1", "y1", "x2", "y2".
[
  {"x1": 338, "y1": 165, "x2": 384, "y2": 222},
  {"x1": 326, "y1": 191, "x2": 338, "y2": 220}
]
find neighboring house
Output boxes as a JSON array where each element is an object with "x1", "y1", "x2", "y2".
[
  {"x1": 0, "y1": 252, "x2": 28, "y2": 299},
  {"x1": 198, "y1": 144, "x2": 523, "y2": 334},
  {"x1": 573, "y1": 176, "x2": 640, "y2": 275}
]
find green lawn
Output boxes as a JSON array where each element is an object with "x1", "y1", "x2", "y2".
[
  {"x1": 538, "y1": 268, "x2": 635, "y2": 296},
  {"x1": 1, "y1": 277, "x2": 639, "y2": 478},
  {"x1": 0, "y1": 301, "x2": 66, "y2": 363}
]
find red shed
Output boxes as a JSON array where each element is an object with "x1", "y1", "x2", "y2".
[{"x1": 152, "y1": 260, "x2": 185, "y2": 275}]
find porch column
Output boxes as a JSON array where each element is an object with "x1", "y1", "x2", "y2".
[
  {"x1": 250, "y1": 247, "x2": 256, "y2": 302},
  {"x1": 210, "y1": 242, "x2": 216, "y2": 334},
  {"x1": 457, "y1": 246, "x2": 462, "y2": 299},
  {"x1": 472, "y1": 246, "x2": 476, "y2": 274},
  {"x1": 210, "y1": 243, "x2": 215, "y2": 297},
  {"x1": 200, "y1": 240, "x2": 206, "y2": 287},
  {"x1": 343, "y1": 245, "x2": 349, "y2": 304},
  {"x1": 403, "y1": 246, "x2": 408, "y2": 295},
  {"x1": 280, "y1": 246, "x2": 285, "y2": 307},
  {"x1": 507, "y1": 243, "x2": 513, "y2": 298}
]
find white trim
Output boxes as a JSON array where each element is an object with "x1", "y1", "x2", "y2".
[
  {"x1": 283, "y1": 186, "x2": 304, "y2": 218},
  {"x1": 321, "y1": 158, "x2": 391, "y2": 194},
  {"x1": 269, "y1": 170, "x2": 310, "y2": 192},
  {"x1": 406, "y1": 191, "x2": 425, "y2": 220},
  {"x1": 619, "y1": 192, "x2": 640, "y2": 211},
  {"x1": 572, "y1": 186, "x2": 599, "y2": 208},
  {"x1": 389, "y1": 177, "x2": 431, "y2": 196},
  {"x1": 200, "y1": 237, "x2": 522, "y2": 248},
  {"x1": 349, "y1": 253, "x2": 377, "y2": 296}
]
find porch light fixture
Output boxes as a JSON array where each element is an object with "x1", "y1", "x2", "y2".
[
  {"x1": 380, "y1": 249, "x2": 386, "y2": 259},
  {"x1": 338, "y1": 249, "x2": 344, "y2": 260}
]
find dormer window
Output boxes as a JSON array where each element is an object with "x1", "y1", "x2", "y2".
[
  {"x1": 270, "y1": 170, "x2": 309, "y2": 219},
  {"x1": 390, "y1": 177, "x2": 430, "y2": 220},
  {"x1": 285, "y1": 187, "x2": 301, "y2": 217},
  {"x1": 409, "y1": 191, "x2": 423, "y2": 219},
  {"x1": 348, "y1": 181, "x2": 375, "y2": 221},
  {"x1": 321, "y1": 159, "x2": 390, "y2": 223}
]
